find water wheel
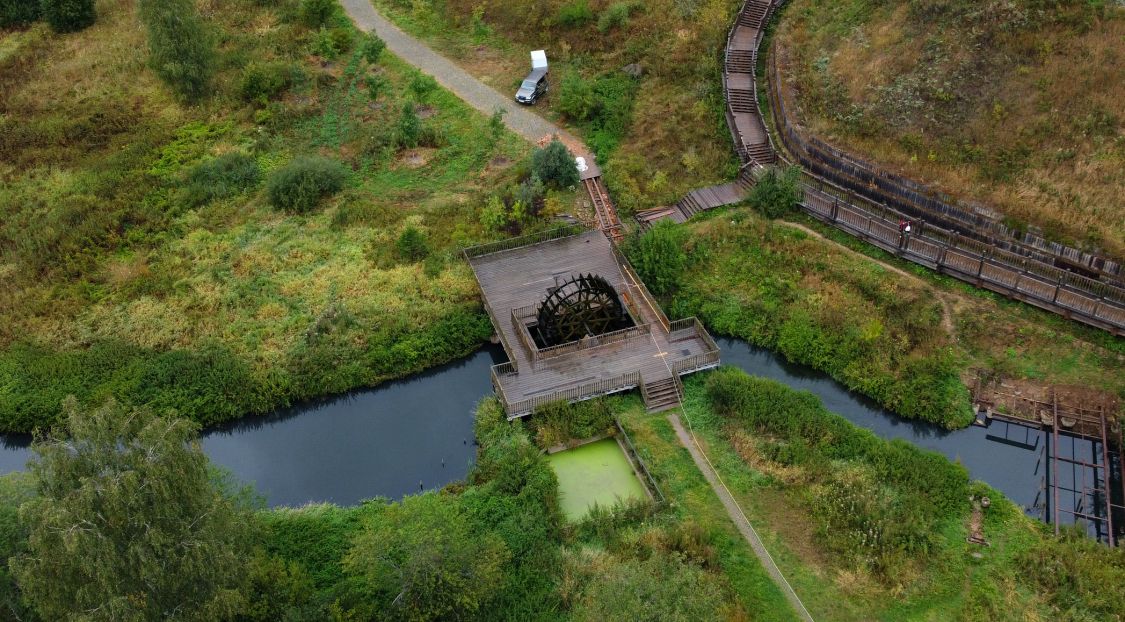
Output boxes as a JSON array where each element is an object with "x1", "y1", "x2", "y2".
[{"x1": 535, "y1": 274, "x2": 630, "y2": 347}]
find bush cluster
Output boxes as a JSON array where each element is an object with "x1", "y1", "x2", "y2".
[
  {"x1": 1, "y1": 0, "x2": 41, "y2": 27},
  {"x1": 748, "y1": 166, "x2": 802, "y2": 218},
  {"x1": 598, "y1": 1, "x2": 643, "y2": 33},
  {"x1": 266, "y1": 156, "x2": 349, "y2": 213},
  {"x1": 555, "y1": 0, "x2": 594, "y2": 27},
  {"x1": 525, "y1": 398, "x2": 615, "y2": 449},
  {"x1": 298, "y1": 0, "x2": 335, "y2": 27},
  {"x1": 531, "y1": 138, "x2": 578, "y2": 189},
  {"x1": 183, "y1": 153, "x2": 261, "y2": 207},
  {"x1": 705, "y1": 368, "x2": 967, "y2": 580},
  {"x1": 239, "y1": 62, "x2": 301, "y2": 104},
  {"x1": 40, "y1": 0, "x2": 95, "y2": 33},
  {"x1": 625, "y1": 220, "x2": 688, "y2": 297},
  {"x1": 555, "y1": 72, "x2": 638, "y2": 158},
  {"x1": 395, "y1": 226, "x2": 429, "y2": 262}
]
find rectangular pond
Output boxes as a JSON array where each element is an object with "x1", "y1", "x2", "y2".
[{"x1": 547, "y1": 437, "x2": 647, "y2": 521}]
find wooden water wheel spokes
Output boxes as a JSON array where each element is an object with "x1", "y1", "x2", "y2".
[{"x1": 535, "y1": 274, "x2": 629, "y2": 347}]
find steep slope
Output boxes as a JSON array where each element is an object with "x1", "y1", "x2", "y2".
[{"x1": 775, "y1": 0, "x2": 1124, "y2": 256}]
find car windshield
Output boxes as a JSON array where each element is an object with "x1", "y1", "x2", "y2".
[{"x1": 521, "y1": 80, "x2": 538, "y2": 89}]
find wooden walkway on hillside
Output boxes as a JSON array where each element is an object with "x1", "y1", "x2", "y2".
[{"x1": 635, "y1": 178, "x2": 752, "y2": 230}]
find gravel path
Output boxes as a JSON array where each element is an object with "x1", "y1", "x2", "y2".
[
  {"x1": 338, "y1": 0, "x2": 589, "y2": 155},
  {"x1": 668, "y1": 412, "x2": 814, "y2": 622}
]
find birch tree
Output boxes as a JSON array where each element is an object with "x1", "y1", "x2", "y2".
[{"x1": 12, "y1": 398, "x2": 249, "y2": 621}]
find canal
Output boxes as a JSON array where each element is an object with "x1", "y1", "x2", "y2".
[{"x1": 0, "y1": 339, "x2": 1106, "y2": 527}]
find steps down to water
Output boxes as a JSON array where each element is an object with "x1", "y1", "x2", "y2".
[{"x1": 643, "y1": 376, "x2": 683, "y2": 413}]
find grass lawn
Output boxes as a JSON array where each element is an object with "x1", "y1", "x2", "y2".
[{"x1": 547, "y1": 437, "x2": 646, "y2": 520}]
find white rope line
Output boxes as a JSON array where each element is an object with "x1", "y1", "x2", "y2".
[
  {"x1": 615, "y1": 256, "x2": 814, "y2": 621},
  {"x1": 648, "y1": 331, "x2": 814, "y2": 622}
]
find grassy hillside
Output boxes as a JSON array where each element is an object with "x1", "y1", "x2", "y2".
[
  {"x1": 628, "y1": 206, "x2": 1124, "y2": 429},
  {"x1": 0, "y1": 0, "x2": 538, "y2": 431},
  {"x1": 775, "y1": 0, "x2": 1124, "y2": 256},
  {"x1": 370, "y1": 0, "x2": 743, "y2": 212}
]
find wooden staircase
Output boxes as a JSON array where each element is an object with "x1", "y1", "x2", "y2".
[
  {"x1": 728, "y1": 88, "x2": 756, "y2": 113},
  {"x1": 642, "y1": 376, "x2": 683, "y2": 413},
  {"x1": 725, "y1": 49, "x2": 756, "y2": 73},
  {"x1": 740, "y1": 0, "x2": 771, "y2": 26}
]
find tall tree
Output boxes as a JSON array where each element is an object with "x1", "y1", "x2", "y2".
[
  {"x1": 344, "y1": 493, "x2": 509, "y2": 621},
  {"x1": 138, "y1": 0, "x2": 216, "y2": 102},
  {"x1": 12, "y1": 398, "x2": 249, "y2": 621}
]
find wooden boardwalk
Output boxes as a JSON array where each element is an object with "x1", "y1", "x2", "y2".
[
  {"x1": 466, "y1": 230, "x2": 720, "y2": 417},
  {"x1": 641, "y1": 0, "x2": 1125, "y2": 335}
]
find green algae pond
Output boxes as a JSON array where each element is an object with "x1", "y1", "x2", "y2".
[{"x1": 547, "y1": 437, "x2": 647, "y2": 521}]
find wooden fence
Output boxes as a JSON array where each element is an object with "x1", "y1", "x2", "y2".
[{"x1": 716, "y1": 0, "x2": 1125, "y2": 334}]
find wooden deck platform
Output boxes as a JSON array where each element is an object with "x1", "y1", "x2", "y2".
[{"x1": 466, "y1": 229, "x2": 720, "y2": 417}]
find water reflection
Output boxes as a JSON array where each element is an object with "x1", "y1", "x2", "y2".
[
  {"x1": 0, "y1": 346, "x2": 505, "y2": 508},
  {"x1": 0, "y1": 337, "x2": 1109, "y2": 531}
]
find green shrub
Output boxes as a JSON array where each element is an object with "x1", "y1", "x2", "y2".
[
  {"x1": 515, "y1": 173, "x2": 545, "y2": 213},
  {"x1": 556, "y1": 71, "x2": 598, "y2": 121},
  {"x1": 395, "y1": 102, "x2": 422, "y2": 148},
  {"x1": 365, "y1": 73, "x2": 390, "y2": 102},
  {"x1": 525, "y1": 399, "x2": 615, "y2": 449},
  {"x1": 360, "y1": 32, "x2": 385, "y2": 63},
  {"x1": 531, "y1": 139, "x2": 578, "y2": 189},
  {"x1": 266, "y1": 156, "x2": 349, "y2": 213},
  {"x1": 597, "y1": 1, "x2": 637, "y2": 33},
  {"x1": 556, "y1": 0, "x2": 594, "y2": 27},
  {"x1": 625, "y1": 220, "x2": 688, "y2": 297},
  {"x1": 0, "y1": 0, "x2": 41, "y2": 27},
  {"x1": 40, "y1": 0, "x2": 94, "y2": 32},
  {"x1": 395, "y1": 226, "x2": 429, "y2": 262},
  {"x1": 239, "y1": 62, "x2": 299, "y2": 103},
  {"x1": 183, "y1": 153, "x2": 261, "y2": 207},
  {"x1": 309, "y1": 27, "x2": 343, "y2": 59},
  {"x1": 139, "y1": 0, "x2": 215, "y2": 102},
  {"x1": 298, "y1": 0, "x2": 335, "y2": 27},
  {"x1": 408, "y1": 70, "x2": 438, "y2": 101},
  {"x1": 748, "y1": 166, "x2": 802, "y2": 218}
]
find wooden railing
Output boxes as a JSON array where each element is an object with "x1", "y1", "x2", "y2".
[
  {"x1": 767, "y1": 43, "x2": 1120, "y2": 281},
  {"x1": 615, "y1": 417, "x2": 667, "y2": 506},
  {"x1": 610, "y1": 244, "x2": 673, "y2": 331},
  {"x1": 490, "y1": 362, "x2": 517, "y2": 411},
  {"x1": 533, "y1": 323, "x2": 653, "y2": 362},
  {"x1": 737, "y1": 19, "x2": 1125, "y2": 334},
  {"x1": 501, "y1": 371, "x2": 643, "y2": 418},
  {"x1": 462, "y1": 226, "x2": 581, "y2": 259}
]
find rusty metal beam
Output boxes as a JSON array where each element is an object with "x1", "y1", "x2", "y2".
[
  {"x1": 1053, "y1": 390, "x2": 1061, "y2": 536},
  {"x1": 1099, "y1": 406, "x2": 1115, "y2": 546}
]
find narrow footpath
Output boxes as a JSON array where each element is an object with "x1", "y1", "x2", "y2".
[
  {"x1": 668, "y1": 412, "x2": 814, "y2": 621},
  {"x1": 337, "y1": 0, "x2": 588, "y2": 155}
]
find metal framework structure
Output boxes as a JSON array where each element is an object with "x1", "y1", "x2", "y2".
[{"x1": 534, "y1": 274, "x2": 630, "y2": 347}]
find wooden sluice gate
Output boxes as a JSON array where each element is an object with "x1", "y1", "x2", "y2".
[{"x1": 973, "y1": 380, "x2": 1124, "y2": 545}]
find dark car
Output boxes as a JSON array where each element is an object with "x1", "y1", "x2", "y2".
[{"x1": 515, "y1": 67, "x2": 548, "y2": 105}]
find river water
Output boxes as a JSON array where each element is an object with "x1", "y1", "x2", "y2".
[{"x1": 0, "y1": 339, "x2": 1108, "y2": 531}]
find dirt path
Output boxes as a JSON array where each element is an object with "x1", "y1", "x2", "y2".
[
  {"x1": 779, "y1": 221, "x2": 957, "y2": 335},
  {"x1": 337, "y1": 0, "x2": 590, "y2": 156},
  {"x1": 667, "y1": 412, "x2": 814, "y2": 622}
]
